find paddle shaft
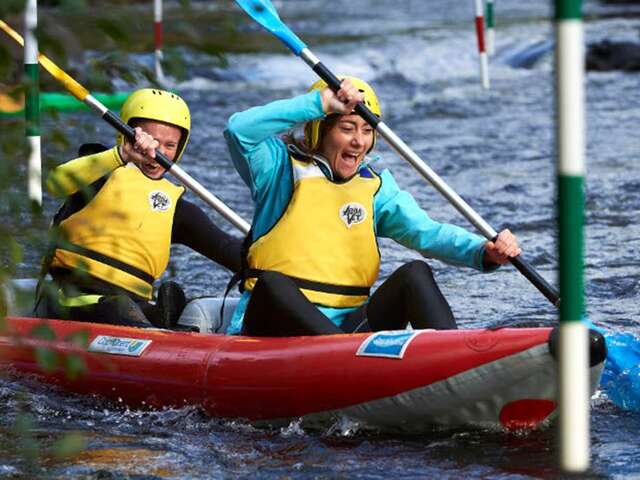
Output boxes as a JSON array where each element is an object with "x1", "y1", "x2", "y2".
[
  {"x1": 0, "y1": 20, "x2": 250, "y2": 235},
  {"x1": 302, "y1": 50, "x2": 560, "y2": 306},
  {"x1": 100, "y1": 108, "x2": 249, "y2": 234},
  {"x1": 232, "y1": 0, "x2": 561, "y2": 304}
]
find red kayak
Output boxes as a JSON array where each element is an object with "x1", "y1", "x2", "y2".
[{"x1": 0, "y1": 315, "x2": 606, "y2": 433}]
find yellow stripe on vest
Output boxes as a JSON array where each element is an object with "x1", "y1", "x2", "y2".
[{"x1": 57, "y1": 288, "x2": 103, "y2": 307}]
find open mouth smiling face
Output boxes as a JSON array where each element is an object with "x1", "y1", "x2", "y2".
[
  {"x1": 133, "y1": 120, "x2": 182, "y2": 180},
  {"x1": 320, "y1": 114, "x2": 374, "y2": 180}
]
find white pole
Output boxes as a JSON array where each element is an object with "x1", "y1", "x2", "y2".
[{"x1": 154, "y1": 0, "x2": 166, "y2": 84}]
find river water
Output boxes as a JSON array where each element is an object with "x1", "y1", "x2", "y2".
[{"x1": 2, "y1": 0, "x2": 640, "y2": 478}]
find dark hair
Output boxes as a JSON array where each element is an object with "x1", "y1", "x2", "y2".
[{"x1": 282, "y1": 114, "x2": 340, "y2": 158}]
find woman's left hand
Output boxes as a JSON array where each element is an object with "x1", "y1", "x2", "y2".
[{"x1": 483, "y1": 229, "x2": 522, "y2": 265}]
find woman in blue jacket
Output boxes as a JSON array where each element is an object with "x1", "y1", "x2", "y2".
[{"x1": 224, "y1": 77, "x2": 520, "y2": 336}]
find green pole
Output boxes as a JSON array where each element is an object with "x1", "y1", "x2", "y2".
[
  {"x1": 555, "y1": 0, "x2": 589, "y2": 472},
  {"x1": 24, "y1": 0, "x2": 42, "y2": 206},
  {"x1": 485, "y1": 0, "x2": 495, "y2": 55}
]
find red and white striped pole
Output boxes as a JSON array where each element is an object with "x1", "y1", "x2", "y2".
[
  {"x1": 154, "y1": 0, "x2": 166, "y2": 83},
  {"x1": 474, "y1": 0, "x2": 490, "y2": 89}
]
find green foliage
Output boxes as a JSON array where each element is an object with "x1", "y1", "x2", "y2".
[
  {"x1": 0, "y1": 237, "x2": 24, "y2": 279},
  {"x1": 63, "y1": 354, "x2": 86, "y2": 380},
  {"x1": 95, "y1": 17, "x2": 130, "y2": 47},
  {"x1": 0, "y1": 121, "x2": 22, "y2": 326},
  {"x1": 6, "y1": 402, "x2": 87, "y2": 474},
  {"x1": 64, "y1": 329, "x2": 89, "y2": 346},
  {"x1": 28, "y1": 322, "x2": 89, "y2": 377},
  {"x1": 31, "y1": 323, "x2": 63, "y2": 372},
  {"x1": 12, "y1": 413, "x2": 41, "y2": 464},
  {"x1": 49, "y1": 127, "x2": 72, "y2": 150},
  {"x1": 0, "y1": 0, "x2": 26, "y2": 17},
  {"x1": 37, "y1": 25, "x2": 72, "y2": 66},
  {"x1": 30, "y1": 322, "x2": 57, "y2": 341},
  {"x1": 0, "y1": 0, "x2": 271, "y2": 472},
  {"x1": 162, "y1": 47, "x2": 189, "y2": 82},
  {"x1": 50, "y1": 432, "x2": 87, "y2": 459},
  {"x1": 0, "y1": 123, "x2": 26, "y2": 293},
  {"x1": 0, "y1": 241, "x2": 16, "y2": 275},
  {"x1": 0, "y1": 43, "x2": 14, "y2": 81},
  {"x1": 64, "y1": 330, "x2": 90, "y2": 379},
  {"x1": 58, "y1": 0, "x2": 89, "y2": 13},
  {"x1": 85, "y1": 52, "x2": 150, "y2": 91},
  {"x1": 34, "y1": 346, "x2": 62, "y2": 372}
]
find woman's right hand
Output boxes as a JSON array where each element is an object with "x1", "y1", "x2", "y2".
[
  {"x1": 119, "y1": 127, "x2": 159, "y2": 165},
  {"x1": 320, "y1": 78, "x2": 365, "y2": 115}
]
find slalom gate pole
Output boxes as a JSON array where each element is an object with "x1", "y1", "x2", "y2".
[
  {"x1": 24, "y1": 0, "x2": 42, "y2": 206},
  {"x1": 485, "y1": 0, "x2": 495, "y2": 55},
  {"x1": 555, "y1": 0, "x2": 590, "y2": 472},
  {"x1": 154, "y1": 0, "x2": 166, "y2": 83},
  {"x1": 474, "y1": 0, "x2": 490, "y2": 89}
]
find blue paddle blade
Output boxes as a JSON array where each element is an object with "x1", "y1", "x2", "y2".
[
  {"x1": 582, "y1": 316, "x2": 640, "y2": 410},
  {"x1": 234, "y1": 0, "x2": 307, "y2": 55},
  {"x1": 600, "y1": 331, "x2": 640, "y2": 411}
]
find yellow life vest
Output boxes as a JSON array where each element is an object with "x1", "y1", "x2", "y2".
[
  {"x1": 245, "y1": 157, "x2": 381, "y2": 308},
  {"x1": 51, "y1": 164, "x2": 184, "y2": 299}
]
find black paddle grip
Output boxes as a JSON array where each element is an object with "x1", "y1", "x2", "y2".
[
  {"x1": 312, "y1": 62, "x2": 342, "y2": 90},
  {"x1": 102, "y1": 110, "x2": 173, "y2": 170},
  {"x1": 509, "y1": 255, "x2": 560, "y2": 307},
  {"x1": 312, "y1": 63, "x2": 380, "y2": 128}
]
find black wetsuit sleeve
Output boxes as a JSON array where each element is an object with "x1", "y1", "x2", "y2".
[{"x1": 172, "y1": 198, "x2": 243, "y2": 273}]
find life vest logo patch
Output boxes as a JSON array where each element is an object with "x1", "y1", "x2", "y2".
[
  {"x1": 340, "y1": 202, "x2": 367, "y2": 228},
  {"x1": 149, "y1": 191, "x2": 171, "y2": 212}
]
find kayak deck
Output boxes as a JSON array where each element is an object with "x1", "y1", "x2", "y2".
[{"x1": 0, "y1": 316, "x2": 606, "y2": 433}]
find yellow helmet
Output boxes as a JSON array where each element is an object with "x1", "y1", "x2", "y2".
[
  {"x1": 117, "y1": 88, "x2": 191, "y2": 162},
  {"x1": 304, "y1": 76, "x2": 381, "y2": 152}
]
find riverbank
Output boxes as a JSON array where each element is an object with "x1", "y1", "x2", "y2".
[{"x1": 1, "y1": 1, "x2": 374, "y2": 92}]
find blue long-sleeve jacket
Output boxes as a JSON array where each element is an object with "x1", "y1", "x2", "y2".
[{"x1": 223, "y1": 90, "x2": 491, "y2": 334}]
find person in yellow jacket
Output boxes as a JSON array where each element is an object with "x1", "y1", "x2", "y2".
[
  {"x1": 224, "y1": 77, "x2": 521, "y2": 336},
  {"x1": 37, "y1": 88, "x2": 241, "y2": 328}
]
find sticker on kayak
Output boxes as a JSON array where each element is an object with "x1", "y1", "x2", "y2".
[
  {"x1": 356, "y1": 331, "x2": 420, "y2": 359},
  {"x1": 88, "y1": 335, "x2": 152, "y2": 357}
]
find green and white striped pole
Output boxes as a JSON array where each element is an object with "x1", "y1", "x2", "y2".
[
  {"x1": 555, "y1": 0, "x2": 589, "y2": 472},
  {"x1": 24, "y1": 0, "x2": 42, "y2": 206},
  {"x1": 485, "y1": 0, "x2": 495, "y2": 55}
]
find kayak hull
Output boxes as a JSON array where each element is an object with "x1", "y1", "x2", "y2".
[{"x1": 0, "y1": 317, "x2": 604, "y2": 432}]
